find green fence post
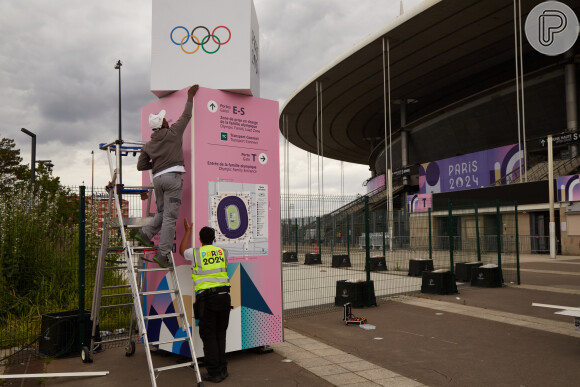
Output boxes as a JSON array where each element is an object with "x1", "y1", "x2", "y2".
[
  {"x1": 428, "y1": 208, "x2": 432, "y2": 259},
  {"x1": 496, "y1": 201, "x2": 502, "y2": 270},
  {"x1": 317, "y1": 216, "x2": 321, "y2": 256},
  {"x1": 347, "y1": 214, "x2": 351, "y2": 257},
  {"x1": 475, "y1": 203, "x2": 481, "y2": 261},
  {"x1": 365, "y1": 196, "x2": 371, "y2": 306},
  {"x1": 383, "y1": 209, "x2": 386, "y2": 256},
  {"x1": 515, "y1": 201, "x2": 520, "y2": 285},
  {"x1": 448, "y1": 199, "x2": 454, "y2": 273},
  {"x1": 295, "y1": 218, "x2": 298, "y2": 256},
  {"x1": 78, "y1": 185, "x2": 86, "y2": 352}
]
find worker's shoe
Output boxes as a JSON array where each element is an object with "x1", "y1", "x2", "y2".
[
  {"x1": 153, "y1": 253, "x2": 171, "y2": 268},
  {"x1": 220, "y1": 369, "x2": 229, "y2": 379},
  {"x1": 201, "y1": 372, "x2": 223, "y2": 383},
  {"x1": 131, "y1": 230, "x2": 154, "y2": 248}
]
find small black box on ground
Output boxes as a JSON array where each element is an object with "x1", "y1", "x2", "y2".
[
  {"x1": 455, "y1": 261, "x2": 483, "y2": 282},
  {"x1": 421, "y1": 270, "x2": 458, "y2": 295},
  {"x1": 304, "y1": 253, "x2": 322, "y2": 265},
  {"x1": 282, "y1": 251, "x2": 298, "y2": 262},
  {"x1": 369, "y1": 256, "x2": 388, "y2": 271},
  {"x1": 471, "y1": 266, "x2": 503, "y2": 287},
  {"x1": 335, "y1": 280, "x2": 376, "y2": 307},
  {"x1": 408, "y1": 259, "x2": 434, "y2": 276},
  {"x1": 332, "y1": 254, "x2": 351, "y2": 268},
  {"x1": 39, "y1": 310, "x2": 92, "y2": 358}
]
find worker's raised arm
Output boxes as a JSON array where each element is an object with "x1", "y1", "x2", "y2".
[{"x1": 179, "y1": 218, "x2": 193, "y2": 257}]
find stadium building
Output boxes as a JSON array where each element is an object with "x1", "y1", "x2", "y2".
[{"x1": 279, "y1": 0, "x2": 580, "y2": 255}]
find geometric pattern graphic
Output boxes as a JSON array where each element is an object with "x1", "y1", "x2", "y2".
[
  {"x1": 143, "y1": 260, "x2": 282, "y2": 357},
  {"x1": 239, "y1": 264, "x2": 272, "y2": 315},
  {"x1": 241, "y1": 307, "x2": 282, "y2": 348}
]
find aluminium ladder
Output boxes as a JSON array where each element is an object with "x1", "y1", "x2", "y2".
[{"x1": 85, "y1": 140, "x2": 203, "y2": 386}]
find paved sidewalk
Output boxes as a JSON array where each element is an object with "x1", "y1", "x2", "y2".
[
  {"x1": 3, "y1": 253, "x2": 580, "y2": 386},
  {"x1": 271, "y1": 329, "x2": 425, "y2": 387}
]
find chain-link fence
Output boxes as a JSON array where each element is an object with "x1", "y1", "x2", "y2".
[
  {"x1": 281, "y1": 194, "x2": 522, "y2": 319},
  {"x1": 0, "y1": 185, "x2": 145, "y2": 366}
]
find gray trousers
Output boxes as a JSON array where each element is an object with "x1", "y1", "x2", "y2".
[{"x1": 141, "y1": 172, "x2": 183, "y2": 256}]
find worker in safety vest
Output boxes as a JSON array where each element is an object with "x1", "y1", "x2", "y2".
[{"x1": 180, "y1": 218, "x2": 231, "y2": 383}]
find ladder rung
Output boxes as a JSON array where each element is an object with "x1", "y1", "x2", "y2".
[
  {"x1": 100, "y1": 303, "x2": 134, "y2": 310},
  {"x1": 149, "y1": 337, "x2": 189, "y2": 346},
  {"x1": 155, "y1": 362, "x2": 195, "y2": 373},
  {"x1": 130, "y1": 246, "x2": 156, "y2": 251},
  {"x1": 105, "y1": 259, "x2": 126, "y2": 264},
  {"x1": 137, "y1": 267, "x2": 173, "y2": 273},
  {"x1": 105, "y1": 266, "x2": 129, "y2": 270},
  {"x1": 110, "y1": 217, "x2": 155, "y2": 227},
  {"x1": 144, "y1": 312, "x2": 182, "y2": 320},
  {"x1": 102, "y1": 293, "x2": 133, "y2": 299},
  {"x1": 102, "y1": 285, "x2": 131, "y2": 290},
  {"x1": 141, "y1": 290, "x2": 177, "y2": 296}
]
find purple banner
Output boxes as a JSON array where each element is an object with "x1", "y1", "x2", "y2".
[
  {"x1": 366, "y1": 174, "x2": 385, "y2": 194},
  {"x1": 419, "y1": 144, "x2": 523, "y2": 194},
  {"x1": 557, "y1": 175, "x2": 580, "y2": 202},
  {"x1": 407, "y1": 193, "x2": 432, "y2": 213}
]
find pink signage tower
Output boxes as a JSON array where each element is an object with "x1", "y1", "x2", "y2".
[{"x1": 141, "y1": 0, "x2": 281, "y2": 358}]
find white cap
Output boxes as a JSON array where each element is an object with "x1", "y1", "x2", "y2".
[{"x1": 149, "y1": 109, "x2": 166, "y2": 130}]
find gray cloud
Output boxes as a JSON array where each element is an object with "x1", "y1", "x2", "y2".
[{"x1": 1, "y1": 0, "x2": 423, "y2": 194}]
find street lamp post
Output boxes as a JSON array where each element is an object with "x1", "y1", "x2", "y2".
[
  {"x1": 20, "y1": 128, "x2": 36, "y2": 188},
  {"x1": 115, "y1": 60, "x2": 123, "y2": 191},
  {"x1": 91, "y1": 150, "x2": 94, "y2": 200}
]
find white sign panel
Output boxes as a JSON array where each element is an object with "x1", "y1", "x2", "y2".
[{"x1": 151, "y1": 0, "x2": 259, "y2": 97}]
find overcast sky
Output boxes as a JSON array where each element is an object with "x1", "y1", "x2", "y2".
[{"x1": 0, "y1": 0, "x2": 424, "y2": 196}]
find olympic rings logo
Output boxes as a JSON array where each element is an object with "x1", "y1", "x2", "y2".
[{"x1": 170, "y1": 25, "x2": 231, "y2": 54}]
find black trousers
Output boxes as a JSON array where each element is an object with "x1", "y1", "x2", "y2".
[{"x1": 197, "y1": 292, "x2": 231, "y2": 376}]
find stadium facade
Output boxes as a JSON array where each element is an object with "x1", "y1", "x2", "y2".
[{"x1": 279, "y1": 0, "x2": 580, "y2": 255}]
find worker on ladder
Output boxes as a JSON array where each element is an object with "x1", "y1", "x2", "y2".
[
  {"x1": 135, "y1": 84, "x2": 199, "y2": 267},
  {"x1": 180, "y1": 219, "x2": 231, "y2": 383}
]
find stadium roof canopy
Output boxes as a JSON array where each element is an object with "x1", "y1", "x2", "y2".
[{"x1": 279, "y1": 0, "x2": 580, "y2": 171}]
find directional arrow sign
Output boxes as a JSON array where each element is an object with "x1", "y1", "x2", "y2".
[
  {"x1": 539, "y1": 131, "x2": 580, "y2": 147},
  {"x1": 259, "y1": 153, "x2": 268, "y2": 165}
]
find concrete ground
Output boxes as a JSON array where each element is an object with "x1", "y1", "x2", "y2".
[{"x1": 2, "y1": 253, "x2": 579, "y2": 386}]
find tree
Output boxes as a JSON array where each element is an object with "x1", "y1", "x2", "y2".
[
  {"x1": 0, "y1": 137, "x2": 76, "y2": 220},
  {"x1": 0, "y1": 137, "x2": 29, "y2": 191}
]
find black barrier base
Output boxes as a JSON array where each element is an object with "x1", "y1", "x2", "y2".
[
  {"x1": 304, "y1": 253, "x2": 322, "y2": 265},
  {"x1": 39, "y1": 310, "x2": 92, "y2": 358},
  {"x1": 305, "y1": 253, "x2": 322, "y2": 265},
  {"x1": 421, "y1": 270, "x2": 458, "y2": 295},
  {"x1": 369, "y1": 256, "x2": 387, "y2": 271},
  {"x1": 408, "y1": 259, "x2": 434, "y2": 276},
  {"x1": 335, "y1": 280, "x2": 376, "y2": 308},
  {"x1": 455, "y1": 261, "x2": 483, "y2": 282},
  {"x1": 332, "y1": 254, "x2": 351, "y2": 268},
  {"x1": 282, "y1": 251, "x2": 298, "y2": 262},
  {"x1": 471, "y1": 266, "x2": 503, "y2": 287}
]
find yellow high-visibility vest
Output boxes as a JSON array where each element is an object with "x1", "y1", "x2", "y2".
[{"x1": 191, "y1": 245, "x2": 230, "y2": 292}]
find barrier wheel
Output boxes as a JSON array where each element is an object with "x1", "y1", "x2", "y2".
[
  {"x1": 125, "y1": 340, "x2": 136, "y2": 357},
  {"x1": 81, "y1": 346, "x2": 93, "y2": 363}
]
